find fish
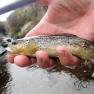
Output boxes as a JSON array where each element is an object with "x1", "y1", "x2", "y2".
[{"x1": 4, "y1": 34, "x2": 94, "y2": 63}]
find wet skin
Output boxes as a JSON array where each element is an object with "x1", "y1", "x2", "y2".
[{"x1": 6, "y1": 0, "x2": 94, "y2": 68}]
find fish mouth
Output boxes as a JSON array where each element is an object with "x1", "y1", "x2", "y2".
[{"x1": 6, "y1": 47, "x2": 14, "y2": 53}]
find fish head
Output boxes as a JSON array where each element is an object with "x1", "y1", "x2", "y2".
[{"x1": 7, "y1": 38, "x2": 38, "y2": 56}]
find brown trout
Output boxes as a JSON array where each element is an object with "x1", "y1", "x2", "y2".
[{"x1": 5, "y1": 34, "x2": 94, "y2": 63}]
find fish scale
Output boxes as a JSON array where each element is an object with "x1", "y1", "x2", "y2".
[{"x1": 33, "y1": 35, "x2": 81, "y2": 47}]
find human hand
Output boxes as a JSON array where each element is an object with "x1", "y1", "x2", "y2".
[{"x1": 6, "y1": 0, "x2": 94, "y2": 68}]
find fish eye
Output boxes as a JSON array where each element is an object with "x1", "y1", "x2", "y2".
[{"x1": 12, "y1": 41, "x2": 17, "y2": 45}]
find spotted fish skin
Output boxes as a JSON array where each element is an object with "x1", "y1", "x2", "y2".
[{"x1": 7, "y1": 34, "x2": 94, "y2": 61}]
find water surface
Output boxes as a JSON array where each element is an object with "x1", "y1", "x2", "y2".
[{"x1": 1, "y1": 64, "x2": 93, "y2": 94}]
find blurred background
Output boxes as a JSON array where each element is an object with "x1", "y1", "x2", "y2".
[{"x1": 0, "y1": 0, "x2": 47, "y2": 39}]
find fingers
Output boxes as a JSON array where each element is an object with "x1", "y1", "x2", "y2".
[
  {"x1": 14, "y1": 55, "x2": 32, "y2": 67},
  {"x1": 35, "y1": 49, "x2": 79, "y2": 68},
  {"x1": 6, "y1": 54, "x2": 32, "y2": 67},
  {"x1": 6, "y1": 54, "x2": 15, "y2": 64},
  {"x1": 6, "y1": 47, "x2": 79, "y2": 69},
  {"x1": 6, "y1": 52, "x2": 54, "y2": 68},
  {"x1": 56, "y1": 46, "x2": 79, "y2": 66},
  {"x1": 35, "y1": 50, "x2": 54, "y2": 68}
]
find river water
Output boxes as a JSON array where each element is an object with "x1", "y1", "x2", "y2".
[{"x1": 0, "y1": 63, "x2": 94, "y2": 94}]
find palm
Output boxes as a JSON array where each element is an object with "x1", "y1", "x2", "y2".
[
  {"x1": 27, "y1": 0, "x2": 94, "y2": 41},
  {"x1": 45, "y1": 0, "x2": 94, "y2": 40}
]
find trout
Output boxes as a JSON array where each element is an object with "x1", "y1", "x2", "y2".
[{"x1": 1, "y1": 34, "x2": 94, "y2": 63}]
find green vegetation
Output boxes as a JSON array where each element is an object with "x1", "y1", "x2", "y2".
[{"x1": 3, "y1": 3, "x2": 47, "y2": 38}]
